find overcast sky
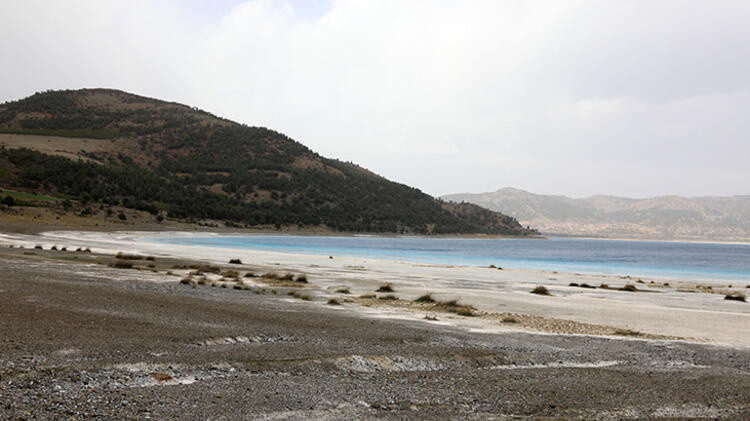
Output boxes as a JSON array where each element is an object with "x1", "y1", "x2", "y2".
[{"x1": 1, "y1": 0, "x2": 749, "y2": 199}]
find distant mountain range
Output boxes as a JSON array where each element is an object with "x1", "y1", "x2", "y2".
[
  {"x1": 0, "y1": 89, "x2": 536, "y2": 236},
  {"x1": 442, "y1": 188, "x2": 750, "y2": 241}
]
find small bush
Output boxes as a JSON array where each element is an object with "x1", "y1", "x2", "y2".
[
  {"x1": 620, "y1": 284, "x2": 638, "y2": 292},
  {"x1": 295, "y1": 274, "x2": 308, "y2": 283},
  {"x1": 359, "y1": 294, "x2": 376, "y2": 299},
  {"x1": 201, "y1": 265, "x2": 222, "y2": 274},
  {"x1": 724, "y1": 292, "x2": 747, "y2": 302},
  {"x1": 434, "y1": 299, "x2": 476, "y2": 316},
  {"x1": 228, "y1": 258, "x2": 242, "y2": 264},
  {"x1": 179, "y1": 278, "x2": 193, "y2": 285},
  {"x1": 145, "y1": 256, "x2": 155, "y2": 261},
  {"x1": 221, "y1": 270, "x2": 240, "y2": 278},
  {"x1": 327, "y1": 298, "x2": 342, "y2": 306},
  {"x1": 531, "y1": 286, "x2": 551, "y2": 296},
  {"x1": 614, "y1": 329, "x2": 642, "y2": 337},
  {"x1": 109, "y1": 260, "x2": 133, "y2": 269},
  {"x1": 60, "y1": 247, "x2": 67, "y2": 251},
  {"x1": 414, "y1": 293, "x2": 436, "y2": 303},
  {"x1": 34, "y1": 245, "x2": 43, "y2": 249},
  {"x1": 579, "y1": 283, "x2": 595, "y2": 289},
  {"x1": 244, "y1": 272, "x2": 257, "y2": 278},
  {"x1": 50, "y1": 245, "x2": 58, "y2": 251},
  {"x1": 116, "y1": 252, "x2": 144, "y2": 260},
  {"x1": 376, "y1": 284, "x2": 394, "y2": 293},
  {"x1": 599, "y1": 283, "x2": 610, "y2": 289},
  {"x1": 569, "y1": 282, "x2": 579, "y2": 287},
  {"x1": 336, "y1": 288, "x2": 350, "y2": 294},
  {"x1": 379, "y1": 294, "x2": 398, "y2": 300}
]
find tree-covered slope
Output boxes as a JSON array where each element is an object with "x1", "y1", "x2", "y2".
[{"x1": 0, "y1": 89, "x2": 536, "y2": 235}]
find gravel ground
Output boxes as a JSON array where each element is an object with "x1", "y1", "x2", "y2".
[{"x1": 1, "y1": 252, "x2": 749, "y2": 420}]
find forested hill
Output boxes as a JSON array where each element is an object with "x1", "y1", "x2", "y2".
[{"x1": 0, "y1": 89, "x2": 537, "y2": 235}]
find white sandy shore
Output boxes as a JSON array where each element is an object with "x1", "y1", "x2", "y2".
[{"x1": 2, "y1": 230, "x2": 749, "y2": 348}]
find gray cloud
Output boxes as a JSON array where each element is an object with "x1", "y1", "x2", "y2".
[{"x1": 1, "y1": 0, "x2": 748, "y2": 198}]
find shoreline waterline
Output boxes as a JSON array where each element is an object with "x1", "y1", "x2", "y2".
[{"x1": 1, "y1": 229, "x2": 749, "y2": 347}]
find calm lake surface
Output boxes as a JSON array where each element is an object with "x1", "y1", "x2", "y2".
[{"x1": 148, "y1": 235, "x2": 750, "y2": 281}]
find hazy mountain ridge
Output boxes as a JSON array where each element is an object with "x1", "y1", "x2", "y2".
[
  {"x1": 442, "y1": 188, "x2": 750, "y2": 241},
  {"x1": 0, "y1": 89, "x2": 536, "y2": 236}
]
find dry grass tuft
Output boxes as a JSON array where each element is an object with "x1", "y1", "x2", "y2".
[
  {"x1": 530, "y1": 286, "x2": 551, "y2": 296},
  {"x1": 109, "y1": 260, "x2": 134, "y2": 269},
  {"x1": 614, "y1": 329, "x2": 643, "y2": 337},
  {"x1": 115, "y1": 252, "x2": 145, "y2": 260},
  {"x1": 376, "y1": 283, "x2": 394, "y2": 293},
  {"x1": 502, "y1": 317, "x2": 518, "y2": 323},
  {"x1": 414, "y1": 293, "x2": 436, "y2": 303},
  {"x1": 433, "y1": 299, "x2": 476, "y2": 316}
]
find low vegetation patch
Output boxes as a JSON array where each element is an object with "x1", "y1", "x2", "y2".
[
  {"x1": 221, "y1": 270, "x2": 240, "y2": 278},
  {"x1": 530, "y1": 286, "x2": 551, "y2": 296},
  {"x1": 288, "y1": 290, "x2": 311, "y2": 301},
  {"x1": 376, "y1": 283, "x2": 394, "y2": 293},
  {"x1": 724, "y1": 292, "x2": 747, "y2": 302},
  {"x1": 620, "y1": 284, "x2": 638, "y2": 292},
  {"x1": 327, "y1": 298, "x2": 342, "y2": 306},
  {"x1": 335, "y1": 288, "x2": 350, "y2": 294},
  {"x1": 433, "y1": 299, "x2": 476, "y2": 317},
  {"x1": 115, "y1": 252, "x2": 145, "y2": 260},
  {"x1": 569, "y1": 282, "x2": 579, "y2": 287},
  {"x1": 502, "y1": 317, "x2": 518, "y2": 324},
  {"x1": 414, "y1": 293, "x2": 436, "y2": 303},
  {"x1": 359, "y1": 294, "x2": 376, "y2": 299},
  {"x1": 228, "y1": 258, "x2": 242, "y2": 264},
  {"x1": 109, "y1": 260, "x2": 134, "y2": 269},
  {"x1": 379, "y1": 294, "x2": 398, "y2": 301},
  {"x1": 614, "y1": 329, "x2": 643, "y2": 337}
]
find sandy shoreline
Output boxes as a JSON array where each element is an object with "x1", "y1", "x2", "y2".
[
  {"x1": 2, "y1": 229, "x2": 750, "y2": 419},
  {"x1": 2, "y1": 229, "x2": 748, "y2": 348}
]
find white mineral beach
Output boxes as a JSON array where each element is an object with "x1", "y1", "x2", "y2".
[{"x1": 2, "y1": 230, "x2": 749, "y2": 348}]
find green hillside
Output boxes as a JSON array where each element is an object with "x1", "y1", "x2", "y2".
[{"x1": 0, "y1": 89, "x2": 537, "y2": 235}]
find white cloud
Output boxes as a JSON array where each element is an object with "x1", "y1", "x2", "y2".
[{"x1": 1, "y1": 0, "x2": 749, "y2": 198}]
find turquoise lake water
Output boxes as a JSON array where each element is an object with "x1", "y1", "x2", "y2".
[{"x1": 147, "y1": 235, "x2": 750, "y2": 282}]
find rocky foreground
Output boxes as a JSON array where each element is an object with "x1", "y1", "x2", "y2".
[{"x1": 1, "y1": 250, "x2": 749, "y2": 420}]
